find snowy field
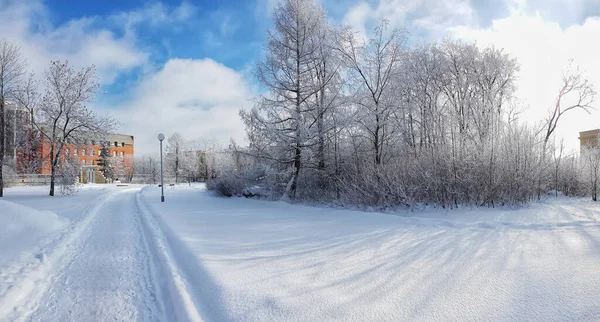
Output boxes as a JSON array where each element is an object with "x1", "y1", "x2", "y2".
[{"x1": 1, "y1": 184, "x2": 599, "y2": 321}]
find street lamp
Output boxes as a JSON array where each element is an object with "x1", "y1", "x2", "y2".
[{"x1": 158, "y1": 133, "x2": 165, "y2": 202}]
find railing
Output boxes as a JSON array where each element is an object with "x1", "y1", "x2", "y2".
[{"x1": 5, "y1": 174, "x2": 52, "y2": 186}]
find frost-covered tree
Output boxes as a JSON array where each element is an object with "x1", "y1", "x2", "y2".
[
  {"x1": 14, "y1": 74, "x2": 42, "y2": 175},
  {"x1": 133, "y1": 156, "x2": 159, "y2": 184},
  {"x1": 582, "y1": 144, "x2": 600, "y2": 201},
  {"x1": 543, "y1": 61, "x2": 596, "y2": 149},
  {"x1": 0, "y1": 39, "x2": 27, "y2": 197},
  {"x1": 241, "y1": 0, "x2": 328, "y2": 200},
  {"x1": 535, "y1": 61, "x2": 596, "y2": 198},
  {"x1": 34, "y1": 61, "x2": 116, "y2": 196},
  {"x1": 98, "y1": 141, "x2": 114, "y2": 182},
  {"x1": 165, "y1": 132, "x2": 186, "y2": 183},
  {"x1": 336, "y1": 20, "x2": 407, "y2": 165},
  {"x1": 57, "y1": 155, "x2": 81, "y2": 195}
]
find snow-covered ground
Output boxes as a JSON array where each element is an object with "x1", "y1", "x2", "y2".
[{"x1": 1, "y1": 184, "x2": 600, "y2": 321}]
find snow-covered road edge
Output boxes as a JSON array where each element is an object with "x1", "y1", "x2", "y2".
[
  {"x1": 135, "y1": 189, "x2": 205, "y2": 322},
  {"x1": 0, "y1": 189, "x2": 121, "y2": 321}
]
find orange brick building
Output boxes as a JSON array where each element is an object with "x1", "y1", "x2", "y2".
[
  {"x1": 37, "y1": 134, "x2": 135, "y2": 183},
  {"x1": 5, "y1": 102, "x2": 134, "y2": 183}
]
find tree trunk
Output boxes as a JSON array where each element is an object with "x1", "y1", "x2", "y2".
[
  {"x1": 374, "y1": 105, "x2": 381, "y2": 165},
  {"x1": 0, "y1": 97, "x2": 4, "y2": 197},
  {"x1": 50, "y1": 166, "x2": 55, "y2": 196},
  {"x1": 290, "y1": 21, "x2": 302, "y2": 200},
  {"x1": 317, "y1": 98, "x2": 325, "y2": 172},
  {"x1": 317, "y1": 89, "x2": 326, "y2": 188},
  {"x1": 289, "y1": 144, "x2": 301, "y2": 198},
  {"x1": 49, "y1": 145, "x2": 56, "y2": 196}
]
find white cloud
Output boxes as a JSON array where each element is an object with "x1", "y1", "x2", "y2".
[
  {"x1": 340, "y1": 0, "x2": 475, "y2": 39},
  {"x1": 0, "y1": 0, "x2": 199, "y2": 85},
  {"x1": 520, "y1": 0, "x2": 598, "y2": 27},
  {"x1": 451, "y1": 5, "x2": 600, "y2": 152},
  {"x1": 341, "y1": 1, "x2": 372, "y2": 40},
  {"x1": 109, "y1": 1, "x2": 198, "y2": 33},
  {"x1": 0, "y1": 0, "x2": 147, "y2": 84},
  {"x1": 109, "y1": 59, "x2": 253, "y2": 155}
]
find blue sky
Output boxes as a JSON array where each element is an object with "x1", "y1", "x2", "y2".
[
  {"x1": 40, "y1": 0, "x2": 275, "y2": 94},
  {"x1": 1, "y1": 0, "x2": 598, "y2": 155}
]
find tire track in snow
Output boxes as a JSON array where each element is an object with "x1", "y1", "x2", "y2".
[
  {"x1": 134, "y1": 190, "x2": 205, "y2": 322},
  {"x1": 22, "y1": 188, "x2": 164, "y2": 322},
  {"x1": 132, "y1": 191, "x2": 168, "y2": 322}
]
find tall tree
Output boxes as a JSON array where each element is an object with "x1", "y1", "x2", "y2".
[
  {"x1": 15, "y1": 74, "x2": 42, "y2": 175},
  {"x1": 538, "y1": 61, "x2": 596, "y2": 198},
  {"x1": 0, "y1": 39, "x2": 27, "y2": 197},
  {"x1": 543, "y1": 61, "x2": 596, "y2": 149},
  {"x1": 241, "y1": 0, "x2": 327, "y2": 200},
  {"x1": 308, "y1": 21, "x2": 342, "y2": 183},
  {"x1": 336, "y1": 20, "x2": 407, "y2": 165},
  {"x1": 35, "y1": 61, "x2": 115, "y2": 196}
]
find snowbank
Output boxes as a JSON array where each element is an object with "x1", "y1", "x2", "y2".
[
  {"x1": 0, "y1": 200, "x2": 68, "y2": 266},
  {"x1": 0, "y1": 200, "x2": 69, "y2": 319}
]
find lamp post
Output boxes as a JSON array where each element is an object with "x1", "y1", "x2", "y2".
[{"x1": 158, "y1": 133, "x2": 165, "y2": 202}]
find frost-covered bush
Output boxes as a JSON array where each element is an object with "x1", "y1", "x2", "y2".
[
  {"x1": 294, "y1": 169, "x2": 337, "y2": 203},
  {"x1": 57, "y1": 158, "x2": 81, "y2": 196},
  {"x1": 207, "y1": 164, "x2": 286, "y2": 199},
  {"x1": 206, "y1": 174, "x2": 245, "y2": 197}
]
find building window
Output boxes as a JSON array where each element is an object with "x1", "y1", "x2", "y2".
[
  {"x1": 90, "y1": 149, "x2": 94, "y2": 156},
  {"x1": 65, "y1": 149, "x2": 69, "y2": 155},
  {"x1": 82, "y1": 160, "x2": 86, "y2": 165},
  {"x1": 74, "y1": 150, "x2": 77, "y2": 156},
  {"x1": 114, "y1": 141, "x2": 118, "y2": 147},
  {"x1": 120, "y1": 151, "x2": 124, "y2": 158},
  {"x1": 121, "y1": 142, "x2": 125, "y2": 147},
  {"x1": 81, "y1": 149, "x2": 86, "y2": 156},
  {"x1": 98, "y1": 150, "x2": 102, "y2": 156},
  {"x1": 113, "y1": 151, "x2": 117, "y2": 157}
]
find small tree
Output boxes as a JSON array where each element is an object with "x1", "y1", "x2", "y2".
[
  {"x1": 58, "y1": 155, "x2": 81, "y2": 195},
  {"x1": 165, "y1": 132, "x2": 186, "y2": 183},
  {"x1": 582, "y1": 144, "x2": 600, "y2": 201},
  {"x1": 15, "y1": 74, "x2": 42, "y2": 174},
  {"x1": 551, "y1": 138, "x2": 565, "y2": 197},
  {"x1": 0, "y1": 39, "x2": 27, "y2": 197},
  {"x1": 98, "y1": 142, "x2": 114, "y2": 182}
]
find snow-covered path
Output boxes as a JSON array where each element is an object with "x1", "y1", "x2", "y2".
[{"x1": 23, "y1": 188, "x2": 164, "y2": 322}]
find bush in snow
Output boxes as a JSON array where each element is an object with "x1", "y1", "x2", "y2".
[
  {"x1": 57, "y1": 157, "x2": 81, "y2": 196},
  {"x1": 207, "y1": 164, "x2": 286, "y2": 199},
  {"x1": 206, "y1": 174, "x2": 245, "y2": 197}
]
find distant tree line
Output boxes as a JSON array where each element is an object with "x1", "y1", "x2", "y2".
[{"x1": 131, "y1": 134, "x2": 239, "y2": 185}]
